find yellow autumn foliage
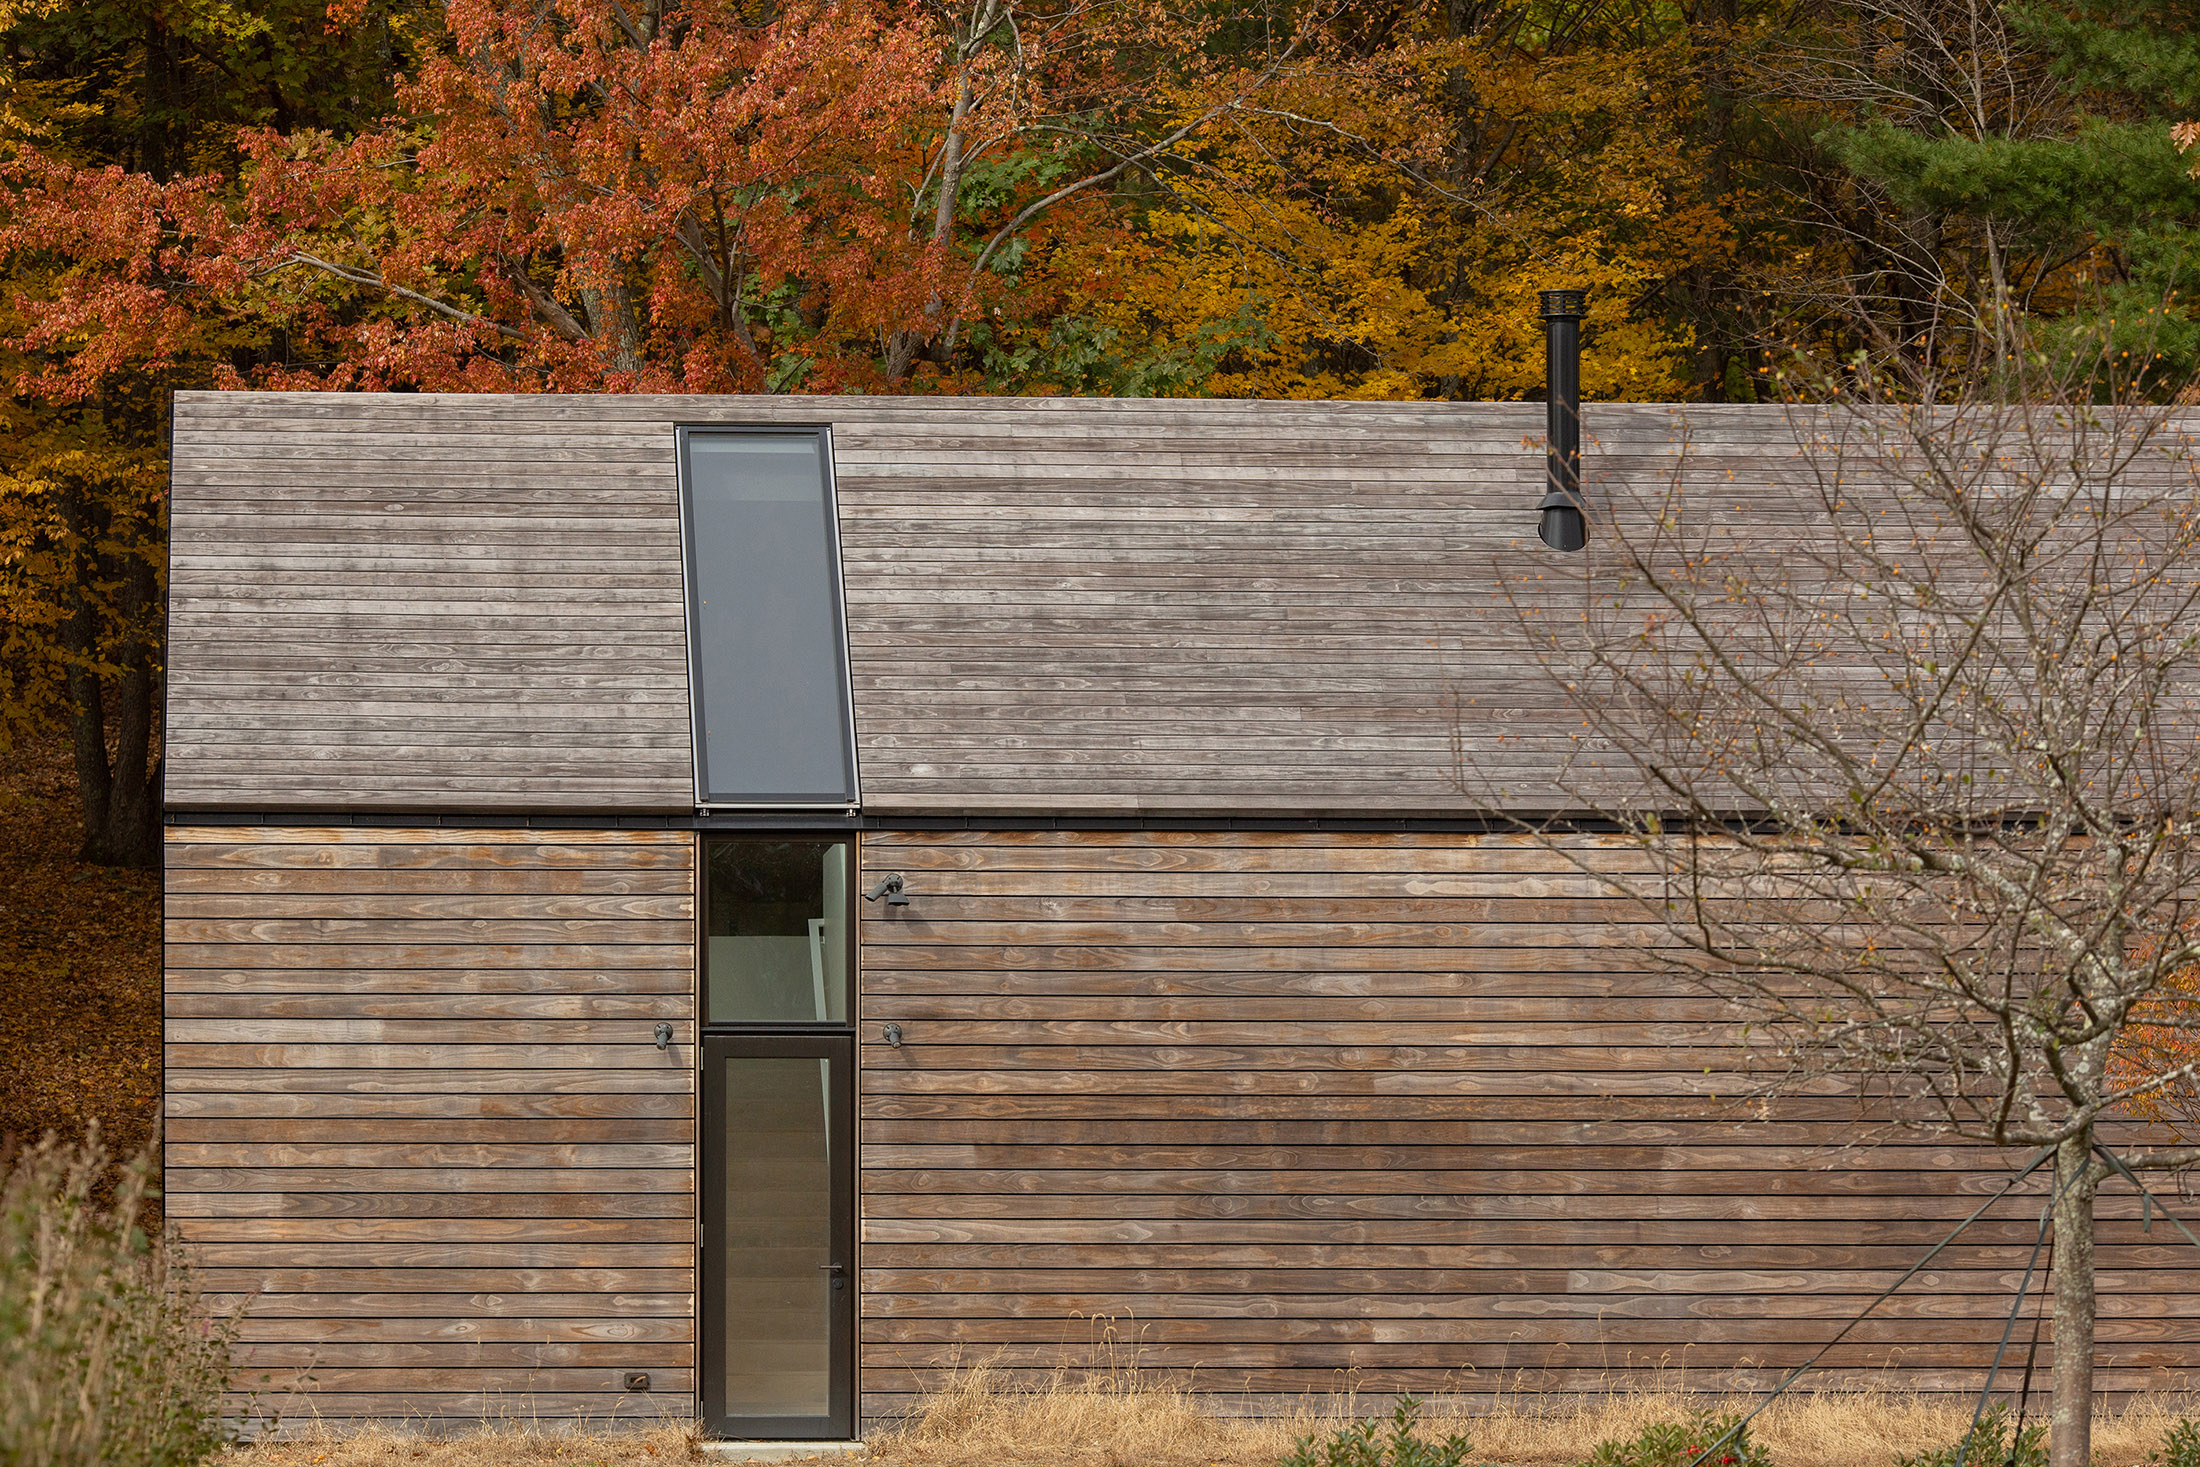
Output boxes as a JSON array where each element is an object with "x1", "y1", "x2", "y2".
[{"x1": 1102, "y1": 31, "x2": 1733, "y2": 401}]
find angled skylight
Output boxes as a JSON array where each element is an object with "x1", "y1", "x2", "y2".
[{"x1": 679, "y1": 428, "x2": 859, "y2": 807}]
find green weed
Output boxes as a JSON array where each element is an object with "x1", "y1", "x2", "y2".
[
  {"x1": 1581, "y1": 1409, "x2": 1774, "y2": 1467},
  {"x1": 1891, "y1": 1403, "x2": 2046, "y2": 1467},
  {"x1": 1280, "y1": 1397, "x2": 1473, "y2": 1467},
  {"x1": 2149, "y1": 1417, "x2": 2200, "y2": 1467}
]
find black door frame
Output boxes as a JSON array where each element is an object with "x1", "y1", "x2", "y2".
[{"x1": 699, "y1": 1031, "x2": 858, "y2": 1440}]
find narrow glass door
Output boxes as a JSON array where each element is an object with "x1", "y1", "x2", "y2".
[{"x1": 701, "y1": 1034, "x2": 855, "y2": 1438}]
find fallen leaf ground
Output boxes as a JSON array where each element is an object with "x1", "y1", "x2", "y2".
[{"x1": 0, "y1": 736, "x2": 163, "y2": 1205}]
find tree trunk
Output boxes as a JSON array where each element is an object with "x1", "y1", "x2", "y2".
[
  {"x1": 2049, "y1": 1132, "x2": 2099, "y2": 1467},
  {"x1": 887, "y1": 68, "x2": 973, "y2": 383},
  {"x1": 52, "y1": 472, "x2": 163, "y2": 870},
  {"x1": 63, "y1": 616, "x2": 113, "y2": 852},
  {"x1": 101, "y1": 551, "x2": 162, "y2": 869},
  {"x1": 883, "y1": 327, "x2": 924, "y2": 382},
  {"x1": 579, "y1": 282, "x2": 643, "y2": 374}
]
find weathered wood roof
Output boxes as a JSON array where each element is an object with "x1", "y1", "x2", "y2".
[{"x1": 166, "y1": 390, "x2": 1838, "y2": 816}]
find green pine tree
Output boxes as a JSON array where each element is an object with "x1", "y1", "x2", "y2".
[{"x1": 1817, "y1": 0, "x2": 2200, "y2": 391}]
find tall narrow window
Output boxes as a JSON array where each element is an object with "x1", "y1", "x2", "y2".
[{"x1": 679, "y1": 429, "x2": 858, "y2": 806}]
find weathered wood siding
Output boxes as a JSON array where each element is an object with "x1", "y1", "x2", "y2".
[
  {"x1": 165, "y1": 396, "x2": 696, "y2": 811},
  {"x1": 854, "y1": 830, "x2": 2188, "y2": 1418},
  {"x1": 163, "y1": 826, "x2": 698, "y2": 1422},
  {"x1": 831, "y1": 397, "x2": 1565, "y2": 816},
  {"x1": 168, "y1": 391, "x2": 1852, "y2": 816}
]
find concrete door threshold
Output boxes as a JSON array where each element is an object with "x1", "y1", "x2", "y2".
[{"x1": 700, "y1": 1442, "x2": 867, "y2": 1462}]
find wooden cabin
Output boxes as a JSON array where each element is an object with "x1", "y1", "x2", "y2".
[{"x1": 162, "y1": 393, "x2": 2188, "y2": 1440}]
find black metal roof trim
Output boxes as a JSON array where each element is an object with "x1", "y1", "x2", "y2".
[{"x1": 163, "y1": 808, "x2": 1637, "y2": 834}]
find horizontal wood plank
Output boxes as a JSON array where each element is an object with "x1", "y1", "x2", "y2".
[
  {"x1": 166, "y1": 391, "x2": 2144, "y2": 814},
  {"x1": 847, "y1": 830, "x2": 2197, "y2": 1419},
  {"x1": 163, "y1": 826, "x2": 697, "y2": 1426}
]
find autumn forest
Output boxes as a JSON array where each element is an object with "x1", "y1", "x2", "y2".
[{"x1": 0, "y1": 0, "x2": 2196, "y2": 875}]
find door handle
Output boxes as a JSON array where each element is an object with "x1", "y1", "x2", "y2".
[{"x1": 819, "y1": 1262, "x2": 846, "y2": 1290}]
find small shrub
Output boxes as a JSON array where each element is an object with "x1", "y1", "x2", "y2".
[
  {"x1": 1892, "y1": 1403, "x2": 2046, "y2": 1467},
  {"x1": 1282, "y1": 1397, "x2": 1473, "y2": 1467},
  {"x1": 2150, "y1": 1418, "x2": 2200, "y2": 1467},
  {"x1": 0, "y1": 1127, "x2": 236, "y2": 1467},
  {"x1": 1580, "y1": 1409, "x2": 1773, "y2": 1467}
]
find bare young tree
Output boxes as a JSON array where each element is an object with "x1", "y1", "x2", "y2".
[{"x1": 1495, "y1": 366, "x2": 2200, "y2": 1467}]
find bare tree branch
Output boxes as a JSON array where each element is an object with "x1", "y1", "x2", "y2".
[
  {"x1": 1467, "y1": 321, "x2": 2200, "y2": 1467},
  {"x1": 264, "y1": 251, "x2": 525, "y2": 341}
]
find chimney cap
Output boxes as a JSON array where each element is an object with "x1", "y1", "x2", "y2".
[{"x1": 1538, "y1": 289, "x2": 1586, "y2": 320}]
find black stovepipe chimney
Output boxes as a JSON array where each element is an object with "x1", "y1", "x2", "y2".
[{"x1": 1537, "y1": 289, "x2": 1587, "y2": 552}]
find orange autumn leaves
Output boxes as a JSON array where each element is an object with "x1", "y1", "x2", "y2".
[
  {"x1": 0, "y1": 159, "x2": 255, "y2": 406},
  {"x1": 191, "y1": 0, "x2": 1327, "y2": 395},
  {"x1": 4, "y1": 0, "x2": 1134, "y2": 396},
  {"x1": 2110, "y1": 933, "x2": 2200, "y2": 1138},
  {"x1": 246, "y1": 0, "x2": 956, "y2": 392},
  {"x1": 0, "y1": 0, "x2": 1740, "y2": 401}
]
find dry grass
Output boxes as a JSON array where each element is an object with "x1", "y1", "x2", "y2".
[
  {"x1": 229, "y1": 1420, "x2": 702, "y2": 1466},
  {"x1": 860, "y1": 1366, "x2": 2200, "y2": 1467},
  {"x1": 221, "y1": 1371, "x2": 2200, "y2": 1467},
  {"x1": 871, "y1": 1361, "x2": 1254, "y2": 1466},
  {"x1": 1465, "y1": 1386, "x2": 2194, "y2": 1467},
  {"x1": 1, "y1": 1130, "x2": 231, "y2": 1466}
]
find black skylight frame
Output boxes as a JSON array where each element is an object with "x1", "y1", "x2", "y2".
[{"x1": 676, "y1": 424, "x2": 862, "y2": 811}]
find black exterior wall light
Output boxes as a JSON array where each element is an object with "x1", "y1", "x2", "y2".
[
  {"x1": 1537, "y1": 288, "x2": 1588, "y2": 552},
  {"x1": 864, "y1": 873, "x2": 910, "y2": 906}
]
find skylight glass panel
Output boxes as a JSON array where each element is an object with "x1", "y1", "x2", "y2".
[{"x1": 680, "y1": 429, "x2": 858, "y2": 806}]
